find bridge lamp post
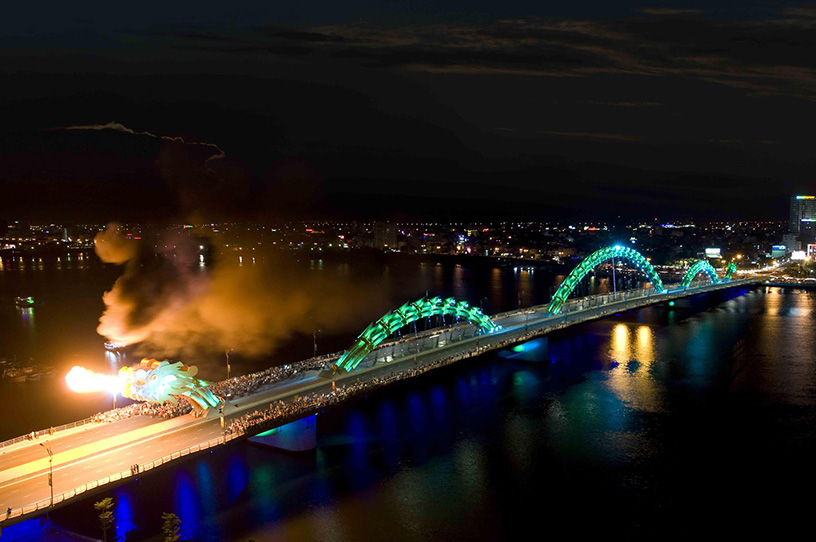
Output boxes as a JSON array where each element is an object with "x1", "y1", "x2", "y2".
[
  {"x1": 225, "y1": 348, "x2": 234, "y2": 380},
  {"x1": 612, "y1": 255, "x2": 617, "y2": 300},
  {"x1": 313, "y1": 330, "x2": 321, "y2": 358},
  {"x1": 39, "y1": 443, "x2": 53, "y2": 508},
  {"x1": 218, "y1": 398, "x2": 226, "y2": 443}
]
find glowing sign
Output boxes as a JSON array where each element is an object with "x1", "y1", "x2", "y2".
[
  {"x1": 792, "y1": 250, "x2": 807, "y2": 260},
  {"x1": 796, "y1": 196, "x2": 815, "y2": 199},
  {"x1": 704, "y1": 248, "x2": 721, "y2": 259}
]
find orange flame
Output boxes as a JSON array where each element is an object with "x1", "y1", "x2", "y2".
[{"x1": 65, "y1": 366, "x2": 125, "y2": 394}]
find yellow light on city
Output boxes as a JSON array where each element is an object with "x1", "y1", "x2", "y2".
[{"x1": 736, "y1": 254, "x2": 743, "y2": 259}]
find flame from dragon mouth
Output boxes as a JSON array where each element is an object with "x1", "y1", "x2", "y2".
[{"x1": 65, "y1": 366, "x2": 125, "y2": 394}]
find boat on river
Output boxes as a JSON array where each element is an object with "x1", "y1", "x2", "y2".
[{"x1": 104, "y1": 341, "x2": 126, "y2": 352}]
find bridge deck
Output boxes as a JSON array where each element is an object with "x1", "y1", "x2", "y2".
[{"x1": 0, "y1": 279, "x2": 758, "y2": 525}]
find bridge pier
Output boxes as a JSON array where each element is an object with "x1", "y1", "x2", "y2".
[{"x1": 248, "y1": 415, "x2": 317, "y2": 452}]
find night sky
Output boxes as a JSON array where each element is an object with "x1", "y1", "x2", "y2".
[{"x1": 1, "y1": 1, "x2": 815, "y2": 222}]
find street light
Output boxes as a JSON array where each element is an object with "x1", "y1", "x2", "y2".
[
  {"x1": 39, "y1": 443, "x2": 53, "y2": 508},
  {"x1": 225, "y1": 348, "x2": 234, "y2": 380},
  {"x1": 218, "y1": 397, "x2": 226, "y2": 443}
]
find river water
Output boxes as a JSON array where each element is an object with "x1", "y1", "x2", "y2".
[
  {"x1": 2, "y1": 254, "x2": 814, "y2": 541},
  {"x1": 0, "y1": 252, "x2": 584, "y2": 440}
]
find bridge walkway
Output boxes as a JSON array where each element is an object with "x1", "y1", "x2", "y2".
[{"x1": 0, "y1": 278, "x2": 757, "y2": 525}]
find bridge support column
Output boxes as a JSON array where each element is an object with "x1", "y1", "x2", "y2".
[{"x1": 248, "y1": 415, "x2": 317, "y2": 452}]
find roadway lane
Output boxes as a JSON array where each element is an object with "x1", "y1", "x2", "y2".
[
  {"x1": 0, "y1": 279, "x2": 755, "y2": 516},
  {"x1": 0, "y1": 416, "x2": 158, "y2": 472},
  {"x1": 0, "y1": 285, "x2": 685, "y2": 508}
]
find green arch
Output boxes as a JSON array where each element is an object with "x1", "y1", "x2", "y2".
[
  {"x1": 547, "y1": 245, "x2": 664, "y2": 315},
  {"x1": 680, "y1": 260, "x2": 720, "y2": 288},
  {"x1": 336, "y1": 296, "x2": 499, "y2": 372},
  {"x1": 723, "y1": 262, "x2": 738, "y2": 281}
]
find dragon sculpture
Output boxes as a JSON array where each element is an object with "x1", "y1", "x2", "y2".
[{"x1": 120, "y1": 359, "x2": 221, "y2": 415}]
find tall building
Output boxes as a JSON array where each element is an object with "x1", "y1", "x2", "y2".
[
  {"x1": 373, "y1": 222, "x2": 398, "y2": 250},
  {"x1": 789, "y1": 195, "x2": 816, "y2": 234}
]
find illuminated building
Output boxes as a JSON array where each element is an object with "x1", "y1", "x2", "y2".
[
  {"x1": 789, "y1": 195, "x2": 816, "y2": 235},
  {"x1": 373, "y1": 222, "x2": 398, "y2": 249}
]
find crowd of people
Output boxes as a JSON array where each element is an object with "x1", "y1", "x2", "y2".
[
  {"x1": 86, "y1": 353, "x2": 340, "y2": 425},
  {"x1": 226, "y1": 347, "x2": 489, "y2": 436},
  {"x1": 90, "y1": 398, "x2": 192, "y2": 423},
  {"x1": 87, "y1": 323, "x2": 518, "y2": 430},
  {"x1": 208, "y1": 353, "x2": 338, "y2": 401}
]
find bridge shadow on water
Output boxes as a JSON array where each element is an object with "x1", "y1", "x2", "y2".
[{"x1": 14, "y1": 286, "x2": 816, "y2": 541}]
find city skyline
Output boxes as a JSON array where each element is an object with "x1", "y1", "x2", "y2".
[{"x1": 2, "y1": 4, "x2": 816, "y2": 540}]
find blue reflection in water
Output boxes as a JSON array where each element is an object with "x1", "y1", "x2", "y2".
[
  {"x1": 430, "y1": 386, "x2": 447, "y2": 423},
  {"x1": 0, "y1": 517, "x2": 46, "y2": 541},
  {"x1": 174, "y1": 470, "x2": 199, "y2": 540},
  {"x1": 511, "y1": 370, "x2": 541, "y2": 403},
  {"x1": 406, "y1": 390, "x2": 431, "y2": 461},
  {"x1": 347, "y1": 410, "x2": 373, "y2": 483},
  {"x1": 455, "y1": 377, "x2": 472, "y2": 407},
  {"x1": 377, "y1": 399, "x2": 400, "y2": 466},
  {"x1": 196, "y1": 461, "x2": 222, "y2": 540},
  {"x1": 407, "y1": 392, "x2": 426, "y2": 435},
  {"x1": 226, "y1": 454, "x2": 249, "y2": 504},
  {"x1": 113, "y1": 488, "x2": 136, "y2": 540},
  {"x1": 310, "y1": 448, "x2": 335, "y2": 506},
  {"x1": 249, "y1": 465, "x2": 278, "y2": 522}
]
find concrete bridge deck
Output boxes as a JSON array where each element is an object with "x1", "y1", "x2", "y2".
[{"x1": 0, "y1": 278, "x2": 758, "y2": 526}]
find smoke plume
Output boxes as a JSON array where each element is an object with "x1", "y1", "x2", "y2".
[{"x1": 95, "y1": 224, "x2": 382, "y2": 360}]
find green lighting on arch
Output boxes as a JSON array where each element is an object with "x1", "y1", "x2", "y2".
[
  {"x1": 680, "y1": 260, "x2": 720, "y2": 288},
  {"x1": 723, "y1": 262, "x2": 737, "y2": 281},
  {"x1": 547, "y1": 245, "x2": 664, "y2": 315},
  {"x1": 336, "y1": 296, "x2": 499, "y2": 372}
]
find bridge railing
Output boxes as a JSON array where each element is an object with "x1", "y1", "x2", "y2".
[
  {"x1": 3, "y1": 432, "x2": 243, "y2": 524},
  {"x1": 2, "y1": 278, "x2": 758, "y2": 525},
  {"x1": 0, "y1": 417, "x2": 99, "y2": 450}
]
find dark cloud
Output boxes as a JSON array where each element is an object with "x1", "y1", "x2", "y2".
[
  {"x1": 254, "y1": 28, "x2": 347, "y2": 43},
  {"x1": 2, "y1": 5, "x2": 816, "y2": 221},
  {"x1": 637, "y1": 7, "x2": 707, "y2": 16},
  {"x1": 536, "y1": 130, "x2": 644, "y2": 142}
]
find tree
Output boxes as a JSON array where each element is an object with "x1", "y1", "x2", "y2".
[
  {"x1": 161, "y1": 512, "x2": 182, "y2": 542},
  {"x1": 94, "y1": 497, "x2": 114, "y2": 542}
]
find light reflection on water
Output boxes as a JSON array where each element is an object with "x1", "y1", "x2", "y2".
[
  {"x1": 113, "y1": 488, "x2": 136, "y2": 540},
  {"x1": 606, "y1": 323, "x2": 663, "y2": 412},
  {"x1": 174, "y1": 471, "x2": 199, "y2": 541},
  {"x1": 13, "y1": 282, "x2": 816, "y2": 540}
]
